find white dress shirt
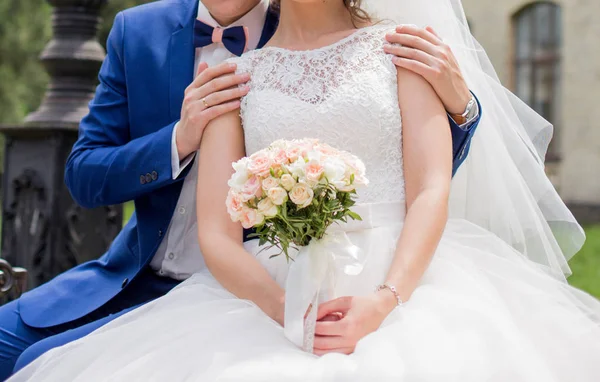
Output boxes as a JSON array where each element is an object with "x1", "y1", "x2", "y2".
[{"x1": 150, "y1": 0, "x2": 270, "y2": 280}]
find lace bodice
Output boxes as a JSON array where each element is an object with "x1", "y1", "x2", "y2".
[{"x1": 234, "y1": 24, "x2": 404, "y2": 203}]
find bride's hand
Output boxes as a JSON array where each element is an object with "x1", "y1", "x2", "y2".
[{"x1": 312, "y1": 292, "x2": 398, "y2": 355}]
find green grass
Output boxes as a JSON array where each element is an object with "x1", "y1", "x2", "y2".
[
  {"x1": 568, "y1": 225, "x2": 600, "y2": 298},
  {"x1": 121, "y1": 203, "x2": 600, "y2": 298},
  {"x1": 124, "y1": 201, "x2": 134, "y2": 223}
]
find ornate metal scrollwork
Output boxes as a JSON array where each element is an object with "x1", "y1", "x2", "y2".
[
  {"x1": 1, "y1": 169, "x2": 50, "y2": 286},
  {"x1": 0, "y1": 259, "x2": 28, "y2": 300}
]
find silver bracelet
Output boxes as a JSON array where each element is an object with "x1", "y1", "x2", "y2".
[{"x1": 375, "y1": 284, "x2": 404, "y2": 306}]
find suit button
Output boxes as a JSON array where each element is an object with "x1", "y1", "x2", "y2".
[
  {"x1": 122, "y1": 278, "x2": 129, "y2": 288},
  {"x1": 145, "y1": 173, "x2": 152, "y2": 183},
  {"x1": 158, "y1": 229, "x2": 163, "y2": 237},
  {"x1": 151, "y1": 171, "x2": 158, "y2": 181},
  {"x1": 140, "y1": 175, "x2": 146, "y2": 185}
]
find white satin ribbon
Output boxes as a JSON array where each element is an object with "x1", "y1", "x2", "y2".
[{"x1": 283, "y1": 231, "x2": 365, "y2": 352}]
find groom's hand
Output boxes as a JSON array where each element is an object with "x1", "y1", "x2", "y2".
[
  {"x1": 176, "y1": 62, "x2": 250, "y2": 160},
  {"x1": 384, "y1": 25, "x2": 471, "y2": 115}
]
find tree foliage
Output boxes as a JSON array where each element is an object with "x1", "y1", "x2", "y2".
[{"x1": 0, "y1": 0, "x2": 153, "y2": 125}]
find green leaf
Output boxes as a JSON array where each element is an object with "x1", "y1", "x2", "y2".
[{"x1": 347, "y1": 211, "x2": 363, "y2": 221}]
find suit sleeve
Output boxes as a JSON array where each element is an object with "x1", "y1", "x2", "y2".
[
  {"x1": 65, "y1": 12, "x2": 187, "y2": 209},
  {"x1": 449, "y1": 93, "x2": 482, "y2": 176}
]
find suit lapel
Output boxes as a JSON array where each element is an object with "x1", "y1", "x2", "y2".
[
  {"x1": 169, "y1": 0, "x2": 200, "y2": 121},
  {"x1": 257, "y1": 6, "x2": 279, "y2": 49}
]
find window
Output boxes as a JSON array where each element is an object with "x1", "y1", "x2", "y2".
[{"x1": 513, "y1": 2, "x2": 562, "y2": 160}]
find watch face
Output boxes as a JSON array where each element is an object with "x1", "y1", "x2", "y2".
[{"x1": 466, "y1": 99, "x2": 478, "y2": 120}]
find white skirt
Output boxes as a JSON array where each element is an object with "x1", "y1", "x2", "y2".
[{"x1": 11, "y1": 202, "x2": 600, "y2": 382}]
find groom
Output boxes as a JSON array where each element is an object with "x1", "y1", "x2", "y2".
[{"x1": 0, "y1": 0, "x2": 481, "y2": 377}]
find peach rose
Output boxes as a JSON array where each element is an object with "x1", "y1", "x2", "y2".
[
  {"x1": 271, "y1": 148, "x2": 289, "y2": 166},
  {"x1": 262, "y1": 176, "x2": 280, "y2": 191},
  {"x1": 226, "y1": 190, "x2": 245, "y2": 220},
  {"x1": 239, "y1": 206, "x2": 265, "y2": 229},
  {"x1": 280, "y1": 174, "x2": 296, "y2": 191},
  {"x1": 267, "y1": 186, "x2": 288, "y2": 206},
  {"x1": 289, "y1": 183, "x2": 314, "y2": 208},
  {"x1": 305, "y1": 162, "x2": 324, "y2": 184},
  {"x1": 285, "y1": 146, "x2": 303, "y2": 162},
  {"x1": 315, "y1": 143, "x2": 339, "y2": 156},
  {"x1": 248, "y1": 151, "x2": 272, "y2": 177},
  {"x1": 257, "y1": 198, "x2": 278, "y2": 218},
  {"x1": 241, "y1": 176, "x2": 262, "y2": 202}
]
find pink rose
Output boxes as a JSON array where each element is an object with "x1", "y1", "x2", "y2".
[
  {"x1": 285, "y1": 146, "x2": 302, "y2": 162},
  {"x1": 315, "y1": 143, "x2": 339, "y2": 157},
  {"x1": 239, "y1": 206, "x2": 265, "y2": 229},
  {"x1": 248, "y1": 151, "x2": 272, "y2": 177},
  {"x1": 226, "y1": 190, "x2": 245, "y2": 220},
  {"x1": 241, "y1": 176, "x2": 262, "y2": 202},
  {"x1": 271, "y1": 149, "x2": 288, "y2": 166},
  {"x1": 305, "y1": 162, "x2": 324, "y2": 184}
]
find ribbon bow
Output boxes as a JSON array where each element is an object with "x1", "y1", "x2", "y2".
[
  {"x1": 194, "y1": 19, "x2": 249, "y2": 57},
  {"x1": 283, "y1": 231, "x2": 365, "y2": 352}
]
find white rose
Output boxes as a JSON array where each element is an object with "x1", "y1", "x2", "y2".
[
  {"x1": 323, "y1": 157, "x2": 346, "y2": 184},
  {"x1": 267, "y1": 187, "x2": 288, "y2": 206},
  {"x1": 280, "y1": 174, "x2": 296, "y2": 191},
  {"x1": 257, "y1": 198, "x2": 278, "y2": 218},
  {"x1": 343, "y1": 155, "x2": 368, "y2": 185},
  {"x1": 228, "y1": 158, "x2": 251, "y2": 191},
  {"x1": 270, "y1": 139, "x2": 289, "y2": 150},
  {"x1": 289, "y1": 183, "x2": 314, "y2": 208},
  {"x1": 305, "y1": 150, "x2": 322, "y2": 163},
  {"x1": 286, "y1": 158, "x2": 307, "y2": 180},
  {"x1": 262, "y1": 177, "x2": 280, "y2": 191}
]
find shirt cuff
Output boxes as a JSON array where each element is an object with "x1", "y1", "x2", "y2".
[
  {"x1": 171, "y1": 122, "x2": 196, "y2": 179},
  {"x1": 448, "y1": 100, "x2": 480, "y2": 131}
]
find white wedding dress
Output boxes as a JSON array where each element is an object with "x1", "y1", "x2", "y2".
[{"x1": 12, "y1": 25, "x2": 600, "y2": 382}]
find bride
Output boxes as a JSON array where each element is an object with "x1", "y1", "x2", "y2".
[{"x1": 11, "y1": 0, "x2": 600, "y2": 381}]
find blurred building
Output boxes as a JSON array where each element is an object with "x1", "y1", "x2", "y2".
[{"x1": 462, "y1": 0, "x2": 600, "y2": 222}]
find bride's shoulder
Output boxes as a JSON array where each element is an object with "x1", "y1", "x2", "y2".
[{"x1": 355, "y1": 22, "x2": 396, "y2": 46}]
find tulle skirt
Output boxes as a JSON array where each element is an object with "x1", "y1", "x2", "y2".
[{"x1": 11, "y1": 202, "x2": 600, "y2": 381}]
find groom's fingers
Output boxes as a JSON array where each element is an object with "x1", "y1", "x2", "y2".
[
  {"x1": 389, "y1": 24, "x2": 441, "y2": 47},
  {"x1": 389, "y1": 57, "x2": 434, "y2": 80},
  {"x1": 196, "y1": 61, "x2": 209, "y2": 77},
  {"x1": 196, "y1": 73, "x2": 250, "y2": 101},
  {"x1": 200, "y1": 86, "x2": 250, "y2": 111},
  {"x1": 189, "y1": 62, "x2": 237, "y2": 90},
  {"x1": 199, "y1": 100, "x2": 241, "y2": 120},
  {"x1": 385, "y1": 32, "x2": 439, "y2": 58},
  {"x1": 384, "y1": 45, "x2": 439, "y2": 69}
]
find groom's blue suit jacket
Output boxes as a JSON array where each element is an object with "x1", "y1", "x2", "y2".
[{"x1": 18, "y1": 0, "x2": 480, "y2": 328}]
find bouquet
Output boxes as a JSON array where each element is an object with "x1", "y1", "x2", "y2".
[
  {"x1": 226, "y1": 138, "x2": 369, "y2": 352},
  {"x1": 226, "y1": 138, "x2": 368, "y2": 258}
]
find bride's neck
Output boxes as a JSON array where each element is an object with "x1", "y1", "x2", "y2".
[{"x1": 272, "y1": 1, "x2": 355, "y2": 48}]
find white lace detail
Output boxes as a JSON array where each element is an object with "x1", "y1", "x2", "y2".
[{"x1": 233, "y1": 24, "x2": 405, "y2": 203}]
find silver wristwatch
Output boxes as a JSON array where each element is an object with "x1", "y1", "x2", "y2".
[{"x1": 450, "y1": 95, "x2": 477, "y2": 125}]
